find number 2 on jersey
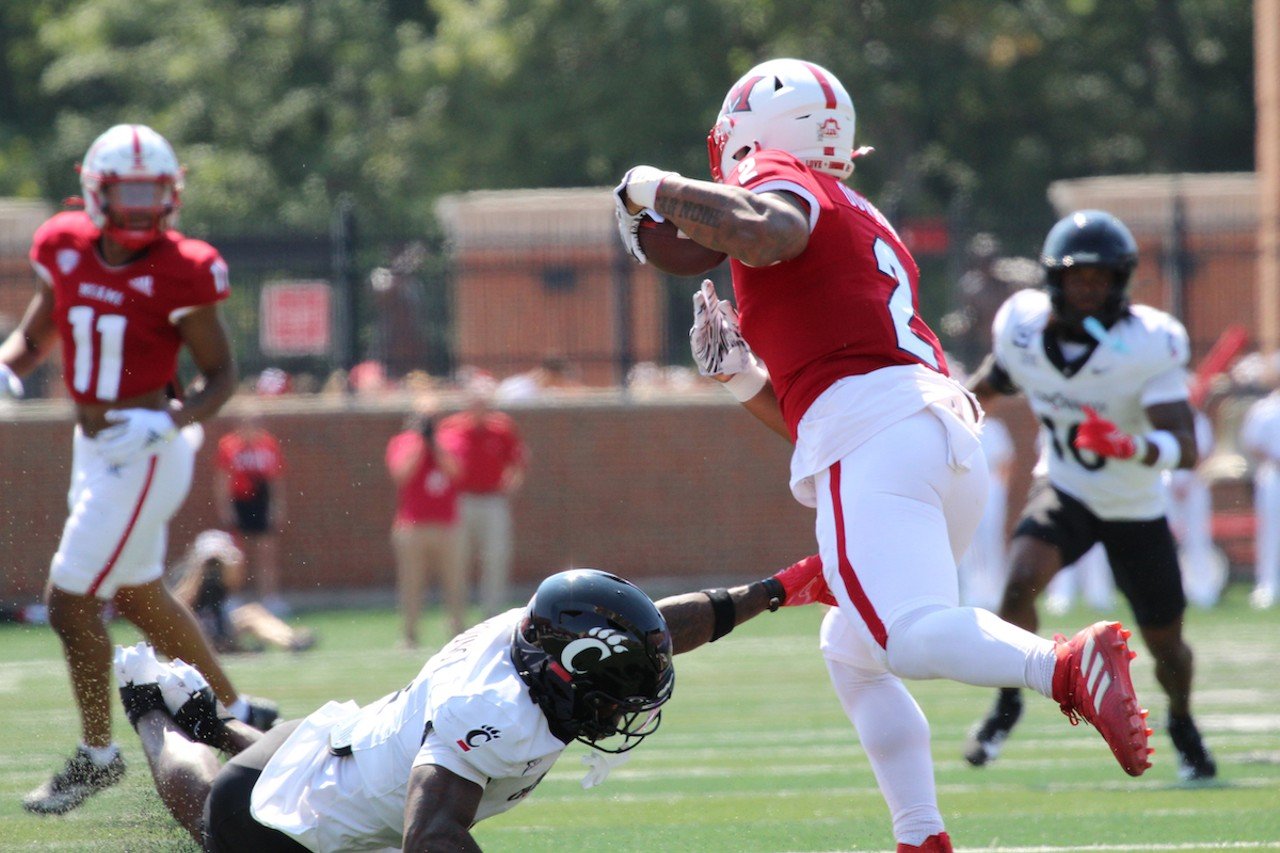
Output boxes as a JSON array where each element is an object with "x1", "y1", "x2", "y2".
[
  {"x1": 67, "y1": 306, "x2": 126, "y2": 401},
  {"x1": 874, "y1": 237, "x2": 939, "y2": 369}
]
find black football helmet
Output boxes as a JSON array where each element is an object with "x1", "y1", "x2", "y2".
[
  {"x1": 512, "y1": 569, "x2": 675, "y2": 753},
  {"x1": 1041, "y1": 209, "x2": 1138, "y2": 327}
]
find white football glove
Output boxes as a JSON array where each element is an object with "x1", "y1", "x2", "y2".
[
  {"x1": 613, "y1": 166, "x2": 675, "y2": 264},
  {"x1": 95, "y1": 408, "x2": 178, "y2": 465},
  {"x1": 0, "y1": 364, "x2": 23, "y2": 399},
  {"x1": 689, "y1": 280, "x2": 768, "y2": 401}
]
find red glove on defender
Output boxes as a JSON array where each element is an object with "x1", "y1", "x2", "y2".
[
  {"x1": 1074, "y1": 406, "x2": 1139, "y2": 459},
  {"x1": 770, "y1": 554, "x2": 837, "y2": 607}
]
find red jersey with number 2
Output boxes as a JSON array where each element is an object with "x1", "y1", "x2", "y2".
[
  {"x1": 28, "y1": 211, "x2": 230, "y2": 404},
  {"x1": 725, "y1": 150, "x2": 948, "y2": 437}
]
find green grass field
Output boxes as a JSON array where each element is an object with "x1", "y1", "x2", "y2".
[{"x1": 2, "y1": 588, "x2": 1278, "y2": 852}]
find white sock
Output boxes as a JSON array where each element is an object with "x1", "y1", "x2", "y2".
[
  {"x1": 825, "y1": 658, "x2": 944, "y2": 845},
  {"x1": 80, "y1": 743, "x2": 119, "y2": 765},
  {"x1": 227, "y1": 697, "x2": 250, "y2": 722},
  {"x1": 886, "y1": 606, "x2": 1057, "y2": 697}
]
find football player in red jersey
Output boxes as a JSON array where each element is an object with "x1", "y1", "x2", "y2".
[
  {"x1": 614, "y1": 60, "x2": 1152, "y2": 852},
  {"x1": 0, "y1": 124, "x2": 274, "y2": 815}
]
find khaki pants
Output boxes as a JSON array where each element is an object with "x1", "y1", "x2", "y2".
[
  {"x1": 392, "y1": 523, "x2": 464, "y2": 643},
  {"x1": 459, "y1": 494, "x2": 514, "y2": 616}
]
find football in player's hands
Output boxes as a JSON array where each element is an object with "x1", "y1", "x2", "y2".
[{"x1": 637, "y1": 215, "x2": 728, "y2": 277}]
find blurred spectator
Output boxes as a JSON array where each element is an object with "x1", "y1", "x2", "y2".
[
  {"x1": 215, "y1": 407, "x2": 289, "y2": 616},
  {"x1": 958, "y1": 416, "x2": 1014, "y2": 610},
  {"x1": 370, "y1": 242, "x2": 434, "y2": 376},
  {"x1": 1240, "y1": 389, "x2": 1280, "y2": 609},
  {"x1": 322, "y1": 369, "x2": 349, "y2": 396},
  {"x1": 1229, "y1": 349, "x2": 1280, "y2": 391},
  {"x1": 171, "y1": 530, "x2": 315, "y2": 654},
  {"x1": 255, "y1": 367, "x2": 292, "y2": 396},
  {"x1": 386, "y1": 404, "x2": 465, "y2": 646},
  {"x1": 1166, "y1": 409, "x2": 1228, "y2": 608},
  {"x1": 496, "y1": 356, "x2": 583, "y2": 401},
  {"x1": 439, "y1": 379, "x2": 528, "y2": 616},
  {"x1": 350, "y1": 360, "x2": 390, "y2": 395}
]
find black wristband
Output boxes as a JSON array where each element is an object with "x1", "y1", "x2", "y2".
[
  {"x1": 702, "y1": 588, "x2": 736, "y2": 642},
  {"x1": 759, "y1": 577, "x2": 784, "y2": 612}
]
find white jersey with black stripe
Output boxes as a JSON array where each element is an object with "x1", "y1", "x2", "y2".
[
  {"x1": 251, "y1": 610, "x2": 568, "y2": 851},
  {"x1": 992, "y1": 289, "x2": 1190, "y2": 520}
]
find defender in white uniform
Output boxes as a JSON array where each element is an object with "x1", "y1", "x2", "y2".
[
  {"x1": 1240, "y1": 390, "x2": 1280, "y2": 609},
  {"x1": 111, "y1": 559, "x2": 830, "y2": 851},
  {"x1": 963, "y1": 210, "x2": 1217, "y2": 781}
]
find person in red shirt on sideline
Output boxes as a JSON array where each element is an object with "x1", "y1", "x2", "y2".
[
  {"x1": 438, "y1": 379, "x2": 528, "y2": 616},
  {"x1": 386, "y1": 404, "x2": 465, "y2": 646},
  {"x1": 0, "y1": 123, "x2": 275, "y2": 816},
  {"x1": 613, "y1": 60, "x2": 1151, "y2": 852},
  {"x1": 215, "y1": 407, "x2": 288, "y2": 616}
]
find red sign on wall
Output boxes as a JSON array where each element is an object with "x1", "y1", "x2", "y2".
[{"x1": 260, "y1": 281, "x2": 332, "y2": 356}]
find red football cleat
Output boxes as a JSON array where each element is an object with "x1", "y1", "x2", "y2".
[
  {"x1": 1052, "y1": 621, "x2": 1153, "y2": 776},
  {"x1": 897, "y1": 832, "x2": 953, "y2": 852}
]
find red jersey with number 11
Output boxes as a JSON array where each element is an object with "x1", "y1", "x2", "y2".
[
  {"x1": 725, "y1": 150, "x2": 947, "y2": 436},
  {"x1": 28, "y1": 211, "x2": 230, "y2": 404}
]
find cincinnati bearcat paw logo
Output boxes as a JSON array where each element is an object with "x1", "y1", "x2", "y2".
[
  {"x1": 457, "y1": 725, "x2": 501, "y2": 752},
  {"x1": 560, "y1": 627, "x2": 630, "y2": 675}
]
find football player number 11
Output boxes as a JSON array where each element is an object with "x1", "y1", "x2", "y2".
[
  {"x1": 874, "y1": 237, "x2": 940, "y2": 370},
  {"x1": 68, "y1": 305, "x2": 125, "y2": 401}
]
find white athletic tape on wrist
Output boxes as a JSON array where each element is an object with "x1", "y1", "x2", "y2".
[
  {"x1": 724, "y1": 362, "x2": 768, "y2": 402},
  {"x1": 1144, "y1": 429, "x2": 1182, "y2": 469},
  {"x1": 627, "y1": 167, "x2": 676, "y2": 210}
]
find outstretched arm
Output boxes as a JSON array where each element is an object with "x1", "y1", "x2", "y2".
[{"x1": 656, "y1": 554, "x2": 829, "y2": 654}]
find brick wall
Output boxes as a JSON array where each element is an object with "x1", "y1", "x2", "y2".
[{"x1": 0, "y1": 393, "x2": 818, "y2": 605}]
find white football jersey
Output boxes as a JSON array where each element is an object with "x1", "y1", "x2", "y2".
[
  {"x1": 1241, "y1": 392, "x2": 1280, "y2": 464},
  {"x1": 992, "y1": 289, "x2": 1190, "y2": 520},
  {"x1": 251, "y1": 610, "x2": 567, "y2": 852}
]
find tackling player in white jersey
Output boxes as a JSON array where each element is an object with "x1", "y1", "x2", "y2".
[
  {"x1": 112, "y1": 558, "x2": 832, "y2": 851},
  {"x1": 963, "y1": 209, "x2": 1216, "y2": 781}
]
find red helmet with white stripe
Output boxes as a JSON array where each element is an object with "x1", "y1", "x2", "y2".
[
  {"x1": 707, "y1": 58, "x2": 860, "y2": 183},
  {"x1": 79, "y1": 124, "x2": 183, "y2": 250}
]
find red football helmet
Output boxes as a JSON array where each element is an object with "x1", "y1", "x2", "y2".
[
  {"x1": 707, "y1": 58, "x2": 861, "y2": 183},
  {"x1": 79, "y1": 124, "x2": 183, "y2": 250}
]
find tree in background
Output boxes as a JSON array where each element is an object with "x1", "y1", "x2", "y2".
[{"x1": 0, "y1": 0, "x2": 1254, "y2": 241}]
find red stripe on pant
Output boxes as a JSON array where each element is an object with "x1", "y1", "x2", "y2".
[
  {"x1": 829, "y1": 460, "x2": 889, "y2": 648},
  {"x1": 86, "y1": 456, "x2": 159, "y2": 597}
]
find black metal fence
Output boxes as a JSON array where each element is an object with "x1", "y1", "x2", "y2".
[{"x1": 0, "y1": 189, "x2": 1255, "y2": 397}]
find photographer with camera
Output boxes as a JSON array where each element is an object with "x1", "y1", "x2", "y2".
[{"x1": 386, "y1": 402, "x2": 465, "y2": 648}]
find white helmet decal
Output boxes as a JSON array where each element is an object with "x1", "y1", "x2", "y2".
[
  {"x1": 707, "y1": 58, "x2": 860, "y2": 183},
  {"x1": 560, "y1": 627, "x2": 630, "y2": 675}
]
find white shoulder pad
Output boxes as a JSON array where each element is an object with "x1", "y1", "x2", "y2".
[
  {"x1": 1124, "y1": 305, "x2": 1191, "y2": 372},
  {"x1": 992, "y1": 288, "x2": 1049, "y2": 358}
]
